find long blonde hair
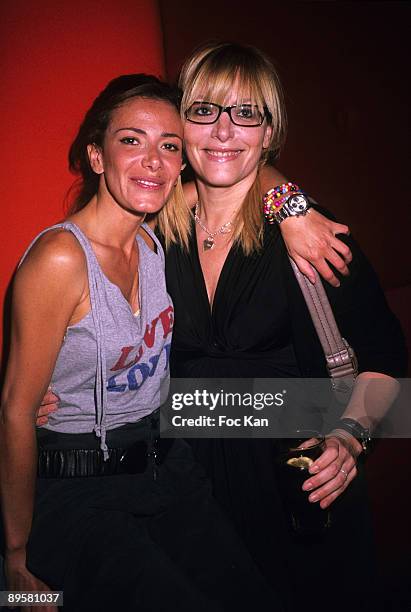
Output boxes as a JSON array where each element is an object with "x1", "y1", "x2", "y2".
[{"x1": 160, "y1": 42, "x2": 287, "y2": 254}]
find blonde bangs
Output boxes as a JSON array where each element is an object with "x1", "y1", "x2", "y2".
[
  {"x1": 181, "y1": 58, "x2": 268, "y2": 118},
  {"x1": 167, "y1": 42, "x2": 287, "y2": 255}
]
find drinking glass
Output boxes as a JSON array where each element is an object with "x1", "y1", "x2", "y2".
[{"x1": 276, "y1": 430, "x2": 331, "y2": 536}]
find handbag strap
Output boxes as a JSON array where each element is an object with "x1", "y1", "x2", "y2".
[{"x1": 289, "y1": 258, "x2": 358, "y2": 399}]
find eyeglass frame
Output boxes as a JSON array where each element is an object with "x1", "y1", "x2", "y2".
[{"x1": 184, "y1": 101, "x2": 271, "y2": 127}]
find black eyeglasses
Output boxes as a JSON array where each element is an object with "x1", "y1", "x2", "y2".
[{"x1": 185, "y1": 101, "x2": 267, "y2": 127}]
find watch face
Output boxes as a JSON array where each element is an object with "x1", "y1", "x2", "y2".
[{"x1": 288, "y1": 194, "x2": 308, "y2": 214}]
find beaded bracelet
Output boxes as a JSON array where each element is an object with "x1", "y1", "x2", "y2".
[
  {"x1": 263, "y1": 189, "x2": 307, "y2": 224},
  {"x1": 263, "y1": 194, "x2": 290, "y2": 224},
  {"x1": 262, "y1": 182, "x2": 301, "y2": 209}
]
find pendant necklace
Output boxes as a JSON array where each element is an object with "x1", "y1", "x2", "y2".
[{"x1": 194, "y1": 202, "x2": 234, "y2": 251}]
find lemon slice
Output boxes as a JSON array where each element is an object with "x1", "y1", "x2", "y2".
[{"x1": 287, "y1": 456, "x2": 313, "y2": 469}]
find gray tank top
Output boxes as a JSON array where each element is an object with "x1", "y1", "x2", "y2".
[{"x1": 21, "y1": 222, "x2": 173, "y2": 456}]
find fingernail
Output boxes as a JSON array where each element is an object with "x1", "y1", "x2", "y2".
[
  {"x1": 303, "y1": 482, "x2": 313, "y2": 491},
  {"x1": 309, "y1": 493, "x2": 319, "y2": 503},
  {"x1": 310, "y1": 465, "x2": 320, "y2": 474}
]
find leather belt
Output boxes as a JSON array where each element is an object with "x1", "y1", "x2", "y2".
[{"x1": 37, "y1": 437, "x2": 173, "y2": 478}]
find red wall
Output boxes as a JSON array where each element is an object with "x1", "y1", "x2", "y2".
[{"x1": 0, "y1": 0, "x2": 164, "y2": 357}]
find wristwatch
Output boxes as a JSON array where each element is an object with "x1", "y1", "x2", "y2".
[
  {"x1": 338, "y1": 418, "x2": 371, "y2": 454},
  {"x1": 274, "y1": 193, "x2": 311, "y2": 224}
]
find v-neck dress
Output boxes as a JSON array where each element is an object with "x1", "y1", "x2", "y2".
[{"x1": 164, "y1": 218, "x2": 407, "y2": 612}]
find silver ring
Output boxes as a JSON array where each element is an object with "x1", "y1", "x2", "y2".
[{"x1": 340, "y1": 467, "x2": 348, "y2": 480}]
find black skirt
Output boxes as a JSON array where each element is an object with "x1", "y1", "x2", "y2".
[{"x1": 24, "y1": 418, "x2": 282, "y2": 612}]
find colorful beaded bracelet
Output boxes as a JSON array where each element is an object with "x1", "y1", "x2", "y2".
[
  {"x1": 263, "y1": 188, "x2": 307, "y2": 225},
  {"x1": 262, "y1": 182, "x2": 301, "y2": 209},
  {"x1": 263, "y1": 195, "x2": 290, "y2": 224}
]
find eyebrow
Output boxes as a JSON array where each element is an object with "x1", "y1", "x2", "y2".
[
  {"x1": 114, "y1": 127, "x2": 182, "y2": 141},
  {"x1": 194, "y1": 99, "x2": 253, "y2": 104}
]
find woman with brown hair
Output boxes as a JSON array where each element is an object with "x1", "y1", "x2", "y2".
[{"x1": 0, "y1": 73, "x2": 284, "y2": 612}]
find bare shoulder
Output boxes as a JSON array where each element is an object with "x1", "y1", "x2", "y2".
[
  {"x1": 16, "y1": 228, "x2": 88, "y2": 300},
  {"x1": 19, "y1": 228, "x2": 86, "y2": 278}
]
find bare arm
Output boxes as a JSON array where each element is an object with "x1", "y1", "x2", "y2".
[
  {"x1": 259, "y1": 165, "x2": 352, "y2": 287},
  {"x1": 302, "y1": 372, "x2": 399, "y2": 509},
  {"x1": 0, "y1": 230, "x2": 86, "y2": 600}
]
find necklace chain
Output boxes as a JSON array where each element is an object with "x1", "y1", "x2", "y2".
[{"x1": 194, "y1": 202, "x2": 234, "y2": 251}]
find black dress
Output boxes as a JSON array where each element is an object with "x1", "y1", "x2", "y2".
[{"x1": 165, "y1": 218, "x2": 407, "y2": 612}]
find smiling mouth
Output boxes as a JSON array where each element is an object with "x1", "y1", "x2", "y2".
[
  {"x1": 131, "y1": 178, "x2": 163, "y2": 189},
  {"x1": 204, "y1": 149, "x2": 242, "y2": 161}
]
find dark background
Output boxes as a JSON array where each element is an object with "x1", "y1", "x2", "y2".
[{"x1": 160, "y1": 0, "x2": 410, "y2": 290}]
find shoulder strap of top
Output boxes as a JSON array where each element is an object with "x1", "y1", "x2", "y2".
[
  {"x1": 19, "y1": 221, "x2": 98, "y2": 267},
  {"x1": 19, "y1": 223, "x2": 67, "y2": 267}
]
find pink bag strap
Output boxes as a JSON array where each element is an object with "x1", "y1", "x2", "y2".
[{"x1": 289, "y1": 258, "x2": 358, "y2": 400}]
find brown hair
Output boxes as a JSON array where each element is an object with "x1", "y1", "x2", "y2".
[{"x1": 66, "y1": 74, "x2": 183, "y2": 215}]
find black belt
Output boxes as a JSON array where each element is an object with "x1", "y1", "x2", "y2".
[{"x1": 37, "y1": 437, "x2": 173, "y2": 478}]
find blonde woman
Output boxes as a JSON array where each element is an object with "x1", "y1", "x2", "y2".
[{"x1": 159, "y1": 42, "x2": 406, "y2": 611}]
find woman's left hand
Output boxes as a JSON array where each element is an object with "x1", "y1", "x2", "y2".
[
  {"x1": 36, "y1": 388, "x2": 59, "y2": 426},
  {"x1": 301, "y1": 434, "x2": 363, "y2": 509}
]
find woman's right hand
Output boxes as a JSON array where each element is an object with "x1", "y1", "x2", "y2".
[
  {"x1": 5, "y1": 549, "x2": 57, "y2": 612},
  {"x1": 36, "y1": 389, "x2": 59, "y2": 426},
  {"x1": 280, "y1": 209, "x2": 352, "y2": 287}
]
